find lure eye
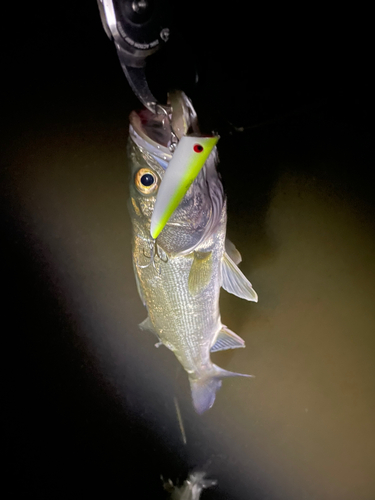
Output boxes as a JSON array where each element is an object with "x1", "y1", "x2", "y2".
[
  {"x1": 135, "y1": 168, "x2": 159, "y2": 195},
  {"x1": 193, "y1": 144, "x2": 204, "y2": 153}
]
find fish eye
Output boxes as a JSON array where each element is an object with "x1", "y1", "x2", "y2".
[{"x1": 135, "y1": 168, "x2": 159, "y2": 195}]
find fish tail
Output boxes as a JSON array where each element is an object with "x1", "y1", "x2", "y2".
[{"x1": 189, "y1": 364, "x2": 254, "y2": 414}]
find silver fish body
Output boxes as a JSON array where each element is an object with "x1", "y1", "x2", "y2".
[{"x1": 128, "y1": 96, "x2": 257, "y2": 413}]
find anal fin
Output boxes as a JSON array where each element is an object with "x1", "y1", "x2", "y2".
[{"x1": 211, "y1": 325, "x2": 246, "y2": 352}]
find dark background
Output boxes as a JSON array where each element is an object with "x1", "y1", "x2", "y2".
[{"x1": 2, "y1": 2, "x2": 374, "y2": 499}]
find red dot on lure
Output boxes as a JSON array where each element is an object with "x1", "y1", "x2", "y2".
[{"x1": 193, "y1": 144, "x2": 204, "y2": 153}]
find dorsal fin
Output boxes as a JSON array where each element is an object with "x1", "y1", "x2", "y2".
[{"x1": 225, "y1": 238, "x2": 242, "y2": 265}]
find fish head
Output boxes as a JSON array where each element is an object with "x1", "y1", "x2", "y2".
[{"x1": 128, "y1": 92, "x2": 224, "y2": 256}]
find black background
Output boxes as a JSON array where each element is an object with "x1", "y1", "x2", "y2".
[{"x1": 2, "y1": 1, "x2": 373, "y2": 498}]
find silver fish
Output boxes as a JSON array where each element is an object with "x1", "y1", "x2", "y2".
[
  {"x1": 164, "y1": 471, "x2": 217, "y2": 500},
  {"x1": 128, "y1": 92, "x2": 258, "y2": 414}
]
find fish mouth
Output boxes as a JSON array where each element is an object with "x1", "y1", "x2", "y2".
[
  {"x1": 129, "y1": 108, "x2": 173, "y2": 166},
  {"x1": 129, "y1": 91, "x2": 199, "y2": 167}
]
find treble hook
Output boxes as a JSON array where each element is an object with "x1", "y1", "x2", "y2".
[{"x1": 136, "y1": 238, "x2": 168, "y2": 271}]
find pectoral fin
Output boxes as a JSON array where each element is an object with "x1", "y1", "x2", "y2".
[
  {"x1": 211, "y1": 325, "x2": 246, "y2": 352},
  {"x1": 222, "y1": 252, "x2": 258, "y2": 302},
  {"x1": 188, "y1": 251, "x2": 213, "y2": 296}
]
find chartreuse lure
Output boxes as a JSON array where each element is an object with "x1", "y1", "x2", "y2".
[{"x1": 150, "y1": 135, "x2": 219, "y2": 239}]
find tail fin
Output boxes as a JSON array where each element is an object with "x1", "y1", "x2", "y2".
[{"x1": 189, "y1": 364, "x2": 254, "y2": 414}]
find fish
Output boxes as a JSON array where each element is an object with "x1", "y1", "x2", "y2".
[
  {"x1": 164, "y1": 471, "x2": 217, "y2": 500},
  {"x1": 127, "y1": 91, "x2": 258, "y2": 414}
]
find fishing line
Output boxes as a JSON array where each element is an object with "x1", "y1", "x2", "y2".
[
  {"x1": 227, "y1": 100, "x2": 322, "y2": 134},
  {"x1": 173, "y1": 365, "x2": 187, "y2": 445}
]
